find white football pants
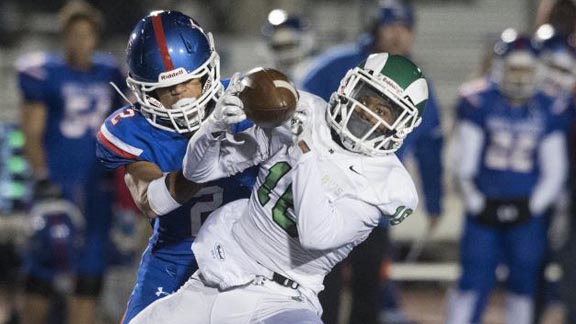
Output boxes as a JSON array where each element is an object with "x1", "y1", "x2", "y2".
[{"x1": 128, "y1": 272, "x2": 322, "y2": 324}]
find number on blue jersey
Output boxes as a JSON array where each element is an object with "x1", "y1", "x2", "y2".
[
  {"x1": 190, "y1": 186, "x2": 224, "y2": 236},
  {"x1": 484, "y1": 131, "x2": 537, "y2": 173}
]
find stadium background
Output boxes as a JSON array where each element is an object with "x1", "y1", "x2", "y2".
[{"x1": 0, "y1": 0, "x2": 565, "y2": 323}]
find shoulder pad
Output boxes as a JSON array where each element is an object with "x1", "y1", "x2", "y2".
[
  {"x1": 15, "y1": 52, "x2": 54, "y2": 80},
  {"x1": 97, "y1": 107, "x2": 147, "y2": 161}
]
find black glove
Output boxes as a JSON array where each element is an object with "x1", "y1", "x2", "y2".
[
  {"x1": 33, "y1": 178, "x2": 62, "y2": 201},
  {"x1": 475, "y1": 197, "x2": 531, "y2": 227}
]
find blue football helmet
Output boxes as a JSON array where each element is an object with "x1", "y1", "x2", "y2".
[
  {"x1": 534, "y1": 24, "x2": 576, "y2": 96},
  {"x1": 126, "y1": 10, "x2": 222, "y2": 134},
  {"x1": 24, "y1": 200, "x2": 84, "y2": 287},
  {"x1": 261, "y1": 9, "x2": 314, "y2": 69},
  {"x1": 491, "y1": 29, "x2": 542, "y2": 102},
  {"x1": 377, "y1": 0, "x2": 415, "y2": 29}
]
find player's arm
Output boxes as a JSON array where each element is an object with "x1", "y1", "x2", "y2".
[
  {"x1": 183, "y1": 92, "x2": 264, "y2": 183},
  {"x1": 454, "y1": 92, "x2": 486, "y2": 214},
  {"x1": 455, "y1": 120, "x2": 485, "y2": 214},
  {"x1": 413, "y1": 85, "x2": 443, "y2": 220},
  {"x1": 291, "y1": 150, "x2": 381, "y2": 250},
  {"x1": 183, "y1": 122, "x2": 263, "y2": 182},
  {"x1": 21, "y1": 101, "x2": 48, "y2": 179},
  {"x1": 529, "y1": 131, "x2": 568, "y2": 215},
  {"x1": 124, "y1": 161, "x2": 203, "y2": 218}
]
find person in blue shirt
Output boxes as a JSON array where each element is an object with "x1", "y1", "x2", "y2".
[
  {"x1": 532, "y1": 22, "x2": 576, "y2": 324},
  {"x1": 300, "y1": 1, "x2": 443, "y2": 323},
  {"x1": 95, "y1": 10, "x2": 256, "y2": 324},
  {"x1": 445, "y1": 30, "x2": 568, "y2": 324},
  {"x1": 17, "y1": 2, "x2": 126, "y2": 323},
  {"x1": 259, "y1": 9, "x2": 317, "y2": 86}
]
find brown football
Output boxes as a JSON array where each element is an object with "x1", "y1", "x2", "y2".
[{"x1": 237, "y1": 67, "x2": 299, "y2": 128}]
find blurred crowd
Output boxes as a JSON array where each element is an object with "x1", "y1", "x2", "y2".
[{"x1": 0, "y1": 0, "x2": 575, "y2": 324}]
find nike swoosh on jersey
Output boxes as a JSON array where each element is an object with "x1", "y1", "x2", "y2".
[{"x1": 349, "y1": 165, "x2": 361, "y2": 175}]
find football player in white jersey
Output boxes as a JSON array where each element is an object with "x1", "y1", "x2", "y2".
[{"x1": 129, "y1": 52, "x2": 428, "y2": 324}]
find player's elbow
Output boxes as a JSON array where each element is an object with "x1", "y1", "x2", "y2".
[{"x1": 299, "y1": 232, "x2": 338, "y2": 250}]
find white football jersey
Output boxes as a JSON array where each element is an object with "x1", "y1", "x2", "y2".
[{"x1": 185, "y1": 91, "x2": 418, "y2": 294}]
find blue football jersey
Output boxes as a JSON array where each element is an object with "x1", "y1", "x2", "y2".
[
  {"x1": 456, "y1": 80, "x2": 564, "y2": 198},
  {"x1": 96, "y1": 105, "x2": 256, "y2": 253},
  {"x1": 16, "y1": 51, "x2": 126, "y2": 198}
]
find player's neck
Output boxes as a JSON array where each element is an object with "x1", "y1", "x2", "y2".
[{"x1": 67, "y1": 54, "x2": 93, "y2": 71}]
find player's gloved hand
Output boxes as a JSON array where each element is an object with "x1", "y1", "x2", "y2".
[
  {"x1": 289, "y1": 110, "x2": 311, "y2": 156},
  {"x1": 209, "y1": 73, "x2": 246, "y2": 132},
  {"x1": 290, "y1": 110, "x2": 307, "y2": 137},
  {"x1": 33, "y1": 177, "x2": 62, "y2": 201}
]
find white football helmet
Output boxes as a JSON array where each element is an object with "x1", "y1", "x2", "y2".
[{"x1": 327, "y1": 53, "x2": 428, "y2": 156}]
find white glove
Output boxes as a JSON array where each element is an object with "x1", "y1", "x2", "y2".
[
  {"x1": 289, "y1": 110, "x2": 311, "y2": 155},
  {"x1": 209, "y1": 73, "x2": 247, "y2": 131},
  {"x1": 290, "y1": 110, "x2": 307, "y2": 138},
  {"x1": 211, "y1": 95, "x2": 246, "y2": 126}
]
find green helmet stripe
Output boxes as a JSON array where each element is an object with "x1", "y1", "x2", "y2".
[{"x1": 379, "y1": 55, "x2": 424, "y2": 89}]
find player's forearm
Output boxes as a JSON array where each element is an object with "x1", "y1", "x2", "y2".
[
  {"x1": 183, "y1": 122, "x2": 229, "y2": 182},
  {"x1": 415, "y1": 132, "x2": 443, "y2": 215},
  {"x1": 124, "y1": 162, "x2": 162, "y2": 218},
  {"x1": 23, "y1": 137, "x2": 48, "y2": 179},
  {"x1": 530, "y1": 132, "x2": 568, "y2": 215},
  {"x1": 184, "y1": 121, "x2": 261, "y2": 182},
  {"x1": 21, "y1": 102, "x2": 48, "y2": 178},
  {"x1": 455, "y1": 121, "x2": 485, "y2": 213},
  {"x1": 166, "y1": 170, "x2": 204, "y2": 204}
]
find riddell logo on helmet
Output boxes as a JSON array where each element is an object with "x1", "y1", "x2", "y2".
[
  {"x1": 382, "y1": 76, "x2": 403, "y2": 95},
  {"x1": 159, "y1": 68, "x2": 187, "y2": 81}
]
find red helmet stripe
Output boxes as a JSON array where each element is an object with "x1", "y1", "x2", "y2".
[{"x1": 151, "y1": 14, "x2": 175, "y2": 71}]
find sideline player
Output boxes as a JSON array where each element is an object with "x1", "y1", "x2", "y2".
[
  {"x1": 130, "y1": 53, "x2": 428, "y2": 323},
  {"x1": 445, "y1": 30, "x2": 568, "y2": 324},
  {"x1": 260, "y1": 9, "x2": 316, "y2": 85},
  {"x1": 95, "y1": 10, "x2": 255, "y2": 324},
  {"x1": 17, "y1": 2, "x2": 125, "y2": 323}
]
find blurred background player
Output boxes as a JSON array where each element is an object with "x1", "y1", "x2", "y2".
[
  {"x1": 15, "y1": 1, "x2": 126, "y2": 323},
  {"x1": 535, "y1": 2, "x2": 576, "y2": 323},
  {"x1": 300, "y1": 1, "x2": 444, "y2": 323},
  {"x1": 445, "y1": 29, "x2": 568, "y2": 324},
  {"x1": 95, "y1": 10, "x2": 256, "y2": 324},
  {"x1": 260, "y1": 9, "x2": 316, "y2": 85},
  {"x1": 531, "y1": 23, "x2": 576, "y2": 324}
]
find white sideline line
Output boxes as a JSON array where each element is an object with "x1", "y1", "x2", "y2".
[
  {"x1": 390, "y1": 262, "x2": 563, "y2": 282},
  {"x1": 390, "y1": 262, "x2": 460, "y2": 281}
]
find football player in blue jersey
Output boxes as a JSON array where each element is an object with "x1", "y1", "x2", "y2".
[
  {"x1": 260, "y1": 9, "x2": 316, "y2": 85},
  {"x1": 95, "y1": 10, "x2": 256, "y2": 324},
  {"x1": 445, "y1": 30, "x2": 568, "y2": 324},
  {"x1": 300, "y1": 1, "x2": 443, "y2": 323},
  {"x1": 531, "y1": 24, "x2": 576, "y2": 324},
  {"x1": 17, "y1": 2, "x2": 126, "y2": 323}
]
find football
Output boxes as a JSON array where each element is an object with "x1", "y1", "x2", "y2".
[{"x1": 237, "y1": 67, "x2": 299, "y2": 128}]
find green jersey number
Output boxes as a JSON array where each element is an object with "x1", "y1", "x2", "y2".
[
  {"x1": 389, "y1": 206, "x2": 413, "y2": 225},
  {"x1": 257, "y1": 162, "x2": 298, "y2": 237}
]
